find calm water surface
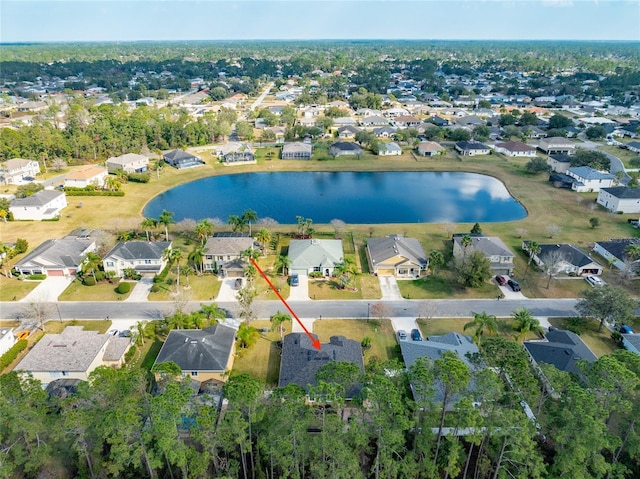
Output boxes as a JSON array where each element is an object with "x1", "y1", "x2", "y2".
[{"x1": 144, "y1": 171, "x2": 526, "y2": 224}]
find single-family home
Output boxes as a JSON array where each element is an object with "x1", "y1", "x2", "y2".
[
  {"x1": 288, "y1": 239, "x2": 344, "y2": 277},
  {"x1": 524, "y1": 329, "x2": 596, "y2": 378},
  {"x1": 597, "y1": 187, "x2": 640, "y2": 213},
  {"x1": 337, "y1": 125, "x2": 360, "y2": 139},
  {"x1": 0, "y1": 158, "x2": 40, "y2": 184},
  {"x1": 14, "y1": 230, "x2": 96, "y2": 277},
  {"x1": 102, "y1": 241, "x2": 171, "y2": 277},
  {"x1": 455, "y1": 115, "x2": 485, "y2": 127},
  {"x1": 399, "y1": 332, "x2": 480, "y2": 409},
  {"x1": 163, "y1": 149, "x2": 204, "y2": 169},
  {"x1": 366, "y1": 235, "x2": 428, "y2": 278},
  {"x1": 593, "y1": 238, "x2": 640, "y2": 272},
  {"x1": 546, "y1": 154, "x2": 572, "y2": 174},
  {"x1": 15, "y1": 326, "x2": 131, "y2": 386},
  {"x1": 0, "y1": 328, "x2": 17, "y2": 357},
  {"x1": 626, "y1": 141, "x2": 640, "y2": 154},
  {"x1": 64, "y1": 165, "x2": 108, "y2": 189},
  {"x1": 566, "y1": 166, "x2": 616, "y2": 192},
  {"x1": 373, "y1": 126, "x2": 396, "y2": 138},
  {"x1": 203, "y1": 235, "x2": 254, "y2": 276},
  {"x1": 537, "y1": 137, "x2": 575, "y2": 155},
  {"x1": 416, "y1": 141, "x2": 445, "y2": 157},
  {"x1": 278, "y1": 333, "x2": 364, "y2": 399},
  {"x1": 392, "y1": 115, "x2": 421, "y2": 128},
  {"x1": 429, "y1": 116, "x2": 449, "y2": 127},
  {"x1": 153, "y1": 325, "x2": 236, "y2": 386},
  {"x1": 332, "y1": 117, "x2": 356, "y2": 127},
  {"x1": 360, "y1": 116, "x2": 389, "y2": 127},
  {"x1": 622, "y1": 334, "x2": 640, "y2": 356},
  {"x1": 452, "y1": 234, "x2": 515, "y2": 275},
  {"x1": 282, "y1": 142, "x2": 313, "y2": 160},
  {"x1": 329, "y1": 141, "x2": 362, "y2": 158},
  {"x1": 218, "y1": 142, "x2": 255, "y2": 164},
  {"x1": 384, "y1": 107, "x2": 410, "y2": 118},
  {"x1": 106, "y1": 153, "x2": 149, "y2": 174},
  {"x1": 10, "y1": 190, "x2": 67, "y2": 221},
  {"x1": 377, "y1": 142, "x2": 402, "y2": 156},
  {"x1": 455, "y1": 141, "x2": 490, "y2": 156},
  {"x1": 523, "y1": 242, "x2": 603, "y2": 276},
  {"x1": 494, "y1": 141, "x2": 537, "y2": 157}
]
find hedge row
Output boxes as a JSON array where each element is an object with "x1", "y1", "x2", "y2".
[
  {"x1": 0, "y1": 339, "x2": 28, "y2": 369},
  {"x1": 64, "y1": 188, "x2": 125, "y2": 197},
  {"x1": 127, "y1": 172, "x2": 150, "y2": 183},
  {"x1": 27, "y1": 274, "x2": 47, "y2": 280}
]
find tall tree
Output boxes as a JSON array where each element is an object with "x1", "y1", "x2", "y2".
[
  {"x1": 157, "y1": 209, "x2": 174, "y2": 241},
  {"x1": 241, "y1": 209, "x2": 258, "y2": 236},
  {"x1": 512, "y1": 308, "x2": 544, "y2": 342},
  {"x1": 195, "y1": 219, "x2": 214, "y2": 245},
  {"x1": 576, "y1": 284, "x2": 636, "y2": 332},
  {"x1": 464, "y1": 311, "x2": 499, "y2": 345},
  {"x1": 141, "y1": 217, "x2": 157, "y2": 241},
  {"x1": 429, "y1": 250, "x2": 444, "y2": 277},
  {"x1": 275, "y1": 254, "x2": 291, "y2": 278},
  {"x1": 269, "y1": 310, "x2": 292, "y2": 341},
  {"x1": 523, "y1": 240, "x2": 541, "y2": 277}
]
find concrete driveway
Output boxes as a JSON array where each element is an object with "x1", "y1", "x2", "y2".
[
  {"x1": 378, "y1": 275, "x2": 404, "y2": 300},
  {"x1": 20, "y1": 276, "x2": 74, "y2": 303},
  {"x1": 390, "y1": 317, "x2": 419, "y2": 333},
  {"x1": 124, "y1": 277, "x2": 153, "y2": 302},
  {"x1": 288, "y1": 274, "x2": 309, "y2": 301},
  {"x1": 495, "y1": 275, "x2": 526, "y2": 300},
  {"x1": 216, "y1": 277, "x2": 242, "y2": 302}
]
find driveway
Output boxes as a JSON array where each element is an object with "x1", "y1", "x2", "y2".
[
  {"x1": 216, "y1": 277, "x2": 241, "y2": 302},
  {"x1": 124, "y1": 277, "x2": 153, "y2": 302},
  {"x1": 495, "y1": 275, "x2": 526, "y2": 300},
  {"x1": 288, "y1": 274, "x2": 310, "y2": 301},
  {"x1": 390, "y1": 317, "x2": 419, "y2": 333},
  {"x1": 20, "y1": 276, "x2": 74, "y2": 303},
  {"x1": 378, "y1": 275, "x2": 404, "y2": 300}
]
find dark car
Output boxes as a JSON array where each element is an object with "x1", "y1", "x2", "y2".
[
  {"x1": 507, "y1": 279, "x2": 521, "y2": 292},
  {"x1": 234, "y1": 278, "x2": 243, "y2": 290},
  {"x1": 290, "y1": 274, "x2": 299, "y2": 287},
  {"x1": 411, "y1": 328, "x2": 422, "y2": 341},
  {"x1": 495, "y1": 275, "x2": 507, "y2": 286}
]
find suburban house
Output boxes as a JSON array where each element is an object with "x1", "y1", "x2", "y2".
[
  {"x1": 278, "y1": 333, "x2": 364, "y2": 399},
  {"x1": 329, "y1": 141, "x2": 362, "y2": 158},
  {"x1": 494, "y1": 141, "x2": 537, "y2": 157},
  {"x1": 333, "y1": 117, "x2": 356, "y2": 127},
  {"x1": 360, "y1": 115, "x2": 389, "y2": 127},
  {"x1": 524, "y1": 329, "x2": 596, "y2": 378},
  {"x1": 399, "y1": 332, "x2": 480, "y2": 409},
  {"x1": 566, "y1": 166, "x2": 616, "y2": 192},
  {"x1": 10, "y1": 190, "x2": 67, "y2": 221},
  {"x1": 15, "y1": 326, "x2": 132, "y2": 386},
  {"x1": 626, "y1": 141, "x2": 640, "y2": 154},
  {"x1": 373, "y1": 126, "x2": 396, "y2": 138},
  {"x1": 366, "y1": 235, "x2": 428, "y2": 278},
  {"x1": 106, "y1": 153, "x2": 149, "y2": 174},
  {"x1": 219, "y1": 142, "x2": 255, "y2": 164},
  {"x1": 0, "y1": 158, "x2": 40, "y2": 184},
  {"x1": 523, "y1": 242, "x2": 603, "y2": 276},
  {"x1": 622, "y1": 334, "x2": 640, "y2": 356},
  {"x1": 537, "y1": 137, "x2": 575, "y2": 155},
  {"x1": 281, "y1": 142, "x2": 313, "y2": 160},
  {"x1": 597, "y1": 187, "x2": 640, "y2": 213},
  {"x1": 377, "y1": 142, "x2": 402, "y2": 156},
  {"x1": 455, "y1": 141, "x2": 490, "y2": 156},
  {"x1": 203, "y1": 235, "x2": 254, "y2": 276},
  {"x1": 102, "y1": 241, "x2": 171, "y2": 277},
  {"x1": 163, "y1": 149, "x2": 204, "y2": 169},
  {"x1": 392, "y1": 115, "x2": 421, "y2": 128},
  {"x1": 288, "y1": 239, "x2": 344, "y2": 277},
  {"x1": 593, "y1": 238, "x2": 640, "y2": 272},
  {"x1": 64, "y1": 165, "x2": 108, "y2": 189},
  {"x1": 0, "y1": 328, "x2": 17, "y2": 357},
  {"x1": 452, "y1": 234, "x2": 515, "y2": 275},
  {"x1": 430, "y1": 116, "x2": 449, "y2": 126},
  {"x1": 416, "y1": 141, "x2": 445, "y2": 157},
  {"x1": 337, "y1": 125, "x2": 360, "y2": 139},
  {"x1": 546, "y1": 154, "x2": 572, "y2": 173},
  {"x1": 14, "y1": 230, "x2": 96, "y2": 277},
  {"x1": 152, "y1": 325, "x2": 236, "y2": 386}
]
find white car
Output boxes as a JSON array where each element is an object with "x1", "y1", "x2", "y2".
[{"x1": 585, "y1": 275, "x2": 605, "y2": 287}]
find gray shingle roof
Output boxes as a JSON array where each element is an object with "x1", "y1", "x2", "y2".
[
  {"x1": 536, "y1": 243, "x2": 601, "y2": 269},
  {"x1": 623, "y1": 334, "x2": 640, "y2": 353},
  {"x1": 456, "y1": 141, "x2": 489, "y2": 151},
  {"x1": 453, "y1": 235, "x2": 514, "y2": 258},
  {"x1": 367, "y1": 235, "x2": 427, "y2": 269},
  {"x1": 15, "y1": 237, "x2": 95, "y2": 270},
  {"x1": 104, "y1": 241, "x2": 171, "y2": 261},
  {"x1": 154, "y1": 325, "x2": 235, "y2": 373},
  {"x1": 103, "y1": 337, "x2": 131, "y2": 361},
  {"x1": 330, "y1": 141, "x2": 362, "y2": 152},
  {"x1": 106, "y1": 153, "x2": 148, "y2": 166},
  {"x1": 10, "y1": 190, "x2": 64, "y2": 207},
  {"x1": 278, "y1": 333, "x2": 364, "y2": 395},
  {"x1": 567, "y1": 166, "x2": 615, "y2": 181},
  {"x1": 524, "y1": 329, "x2": 596, "y2": 377},
  {"x1": 204, "y1": 236, "x2": 253, "y2": 255},
  {"x1": 288, "y1": 239, "x2": 344, "y2": 271},
  {"x1": 595, "y1": 238, "x2": 640, "y2": 261},
  {"x1": 600, "y1": 187, "x2": 640, "y2": 199},
  {"x1": 163, "y1": 149, "x2": 197, "y2": 161}
]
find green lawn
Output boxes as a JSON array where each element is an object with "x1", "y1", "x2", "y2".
[
  {"x1": 313, "y1": 318, "x2": 400, "y2": 365},
  {"x1": 45, "y1": 319, "x2": 112, "y2": 334},
  {"x1": 58, "y1": 279, "x2": 133, "y2": 301},
  {"x1": 397, "y1": 273, "x2": 499, "y2": 299},
  {"x1": 231, "y1": 320, "x2": 283, "y2": 386},
  {"x1": 597, "y1": 145, "x2": 640, "y2": 168},
  {"x1": 548, "y1": 317, "x2": 619, "y2": 357},
  {"x1": 416, "y1": 317, "x2": 540, "y2": 342},
  {"x1": 0, "y1": 276, "x2": 39, "y2": 301},
  {"x1": 139, "y1": 339, "x2": 163, "y2": 371},
  {"x1": 148, "y1": 274, "x2": 221, "y2": 301}
]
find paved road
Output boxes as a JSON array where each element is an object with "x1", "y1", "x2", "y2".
[
  {"x1": 0, "y1": 298, "x2": 581, "y2": 322},
  {"x1": 577, "y1": 133, "x2": 629, "y2": 185}
]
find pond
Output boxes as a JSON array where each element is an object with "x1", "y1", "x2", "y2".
[{"x1": 144, "y1": 171, "x2": 527, "y2": 224}]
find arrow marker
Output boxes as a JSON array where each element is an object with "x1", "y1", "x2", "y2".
[{"x1": 250, "y1": 258, "x2": 321, "y2": 350}]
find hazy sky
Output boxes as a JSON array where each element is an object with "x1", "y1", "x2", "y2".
[{"x1": 1, "y1": 0, "x2": 639, "y2": 43}]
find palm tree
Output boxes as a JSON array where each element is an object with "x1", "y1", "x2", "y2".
[
  {"x1": 104, "y1": 175, "x2": 121, "y2": 192},
  {"x1": 275, "y1": 255, "x2": 291, "y2": 278},
  {"x1": 255, "y1": 228, "x2": 271, "y2": 249},
  {"x1": 269, "y1": 310, "x2": 292, "y2": 341},
  {"x1": 236, "y1": 322, "x2": 260, "y2": 350},
  {"x1": 199, "y1": 303, "x2": 226, "y2": 324},
  {"x1": 523, "y1": 241, "x2": 541, "y2": 277},
  {"x1": 625, "y1": 244, "x2": 640, "y2": 261},
  {"x1": 241, "y1": 209, "x2": 258, "y2": 236},
  {"x1": 429, "y1": 250, "x2": 444, "y2": 277},
  {"x1": 158, "y1": 209, "x2": 174, "y2": 241},
  {"x1": 168, "y1": 248, "x2": 183, "y2": 287},
  {"x1": 512, "y1": 308, "x2": 544, "y2": 342},
  {"x1": 227, "y1": 214, "x2": 244, "y2": 233},
  {"x1": 195, "y1": 219, "x2": 214, "y2": 246},
  {"x1": 461, "y1": 234, "x2": 473, "y2": 258},
  {"x1": 182, "y1": 265, "x2": 194, "y2": 288},
  {"x1": 135, "y1": 321, "x2": 147, "y2": 346},
  {"x1": 141, "y1": 217, "x2": 157, "y2": 241},
  {"x1": 188, "y1": 245, "x2": 206, "y2": 274},
  {"x1": 464, "y1": 311, "x2": 498, "y2": 345},
  {"x1": 83, "y1": 252, "x2": 103, "y2": 282}
]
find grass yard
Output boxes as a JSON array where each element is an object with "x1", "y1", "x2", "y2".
[
  {"x1": 148, "y1": 274, "x2": 221, "y2": 301},
  {"x1": 598, "y1": 145, "x2": 640, "y2": 168},
  {"x1": 548, "y1": 317, "x2": 619, "y2": 357},
  {"x1": 231, "y1": 320, "x2": 282, "y2": 385},
  {"x1": 397, "y1": 273, "x2": 499, "y2": 300},
  {"x1": 313, "y1": 318, "x2": 400, "y2": 365},
  {"x1": 45, "y1": 319, "x2": 112, "y2": 334},
  {"x1": 416, "y1": 317, "x2": 541, "y2": 342},
  {"x1": 58, "y1": 279, "x2": 133, "y2": 301},
  {"x1": 139, "y1": 339, "x2": 163, "y2": 371},
  {"x1": 0, "y1": 276, "x2": 39, "y2": 301}
]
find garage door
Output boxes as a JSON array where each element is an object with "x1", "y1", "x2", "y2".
[
  {"x1": 47, "y1": 269, "x2": 64, "y2": 276},
  {"x1": 376, "y1": 268, "x2": 395, "y2": 276}
]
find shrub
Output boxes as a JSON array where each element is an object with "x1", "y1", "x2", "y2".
[
  {"x1": 64, "y1": 187, "x2": 125, "y2": 197},
  {"x1": 150, "y1": 284, "x2": 161, "y2": 293},
  {"x1": 116, "y1": 282, "x2": 131, "y2": 294},
  {"x1": 124, "y1": 345, "x2": 137, "y2": 363},
  {"x1": 27, "y1": 274, "x2": 47, "y2": 280},
  {"x1": 0, "y1": 339, "x2": 28, "y2": 369},
  {"x1": 127, "y1": 172, "x2": 150, "y2": 183},
  {"x1": 95, "y1": 271, "x2": 106, "y2": 282},
  {"x1": 83, "y1": 277, "x2": 97, "y2": 286}
]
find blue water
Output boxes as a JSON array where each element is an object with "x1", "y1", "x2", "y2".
[{"x1": 144, "y1": 171, "x2": 527, "y2": 224}]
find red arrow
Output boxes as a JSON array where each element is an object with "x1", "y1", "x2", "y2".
[{"x1": 250, "y1": 257, "x2": 321, "y2": 350}]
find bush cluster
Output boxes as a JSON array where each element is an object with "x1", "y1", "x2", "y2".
[
  {"x1": 116, "y1": 282, "x2": 131, "y2": 294},
  {"x1": 27, "y1": 274, "x2": 47, "y2": 280},
  {"x1": 0, "y1": 339, "x2": 28, "y2": 369},
  {"x1": 64, "y1": 188, "x2": 125, "y2": 197},
  {"x1": 83, "y1": 277, "x2": 96, "y2": 286},
  {"x1": 127, "y1": 172, "x2": 150, "y2": 183}
]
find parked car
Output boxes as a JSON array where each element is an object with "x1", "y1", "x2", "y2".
[
  {"x1": 108, "y1": 329, "x2": 119, "y2": 336},
  {"x1": 507, "y1": 279, "x2": 521, "y2": 292},
  {"x1": 290, "y1": 274, "x2": 299, "y2": 287},
  {"x1": 397, "y1": 329, "x2": 407, "y2": 340},
  {"x1": 234, "y1": 278, "x2": 243, "y2": 290},
  {"x1": 620, "y1": 325, "x2": 635, "y2": 334},
  {"x1": 22, "y1": 176, "x2": 35, "y2": 181},
  {"x1": 411, "y1": 328, "x2": 423, "y2": 341},
  {"x1": 495, "y1": 275, "x2": 507, "y2": 286},
  {"x1": 119, "y1": 330, "x2": 132, "y2": 338},
  {"x1": 585, "y1": 275, "x2": 605, "y2": 287},
  {"x1": 16, "y1": 330, "x2": 30, "y2": 341}
]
